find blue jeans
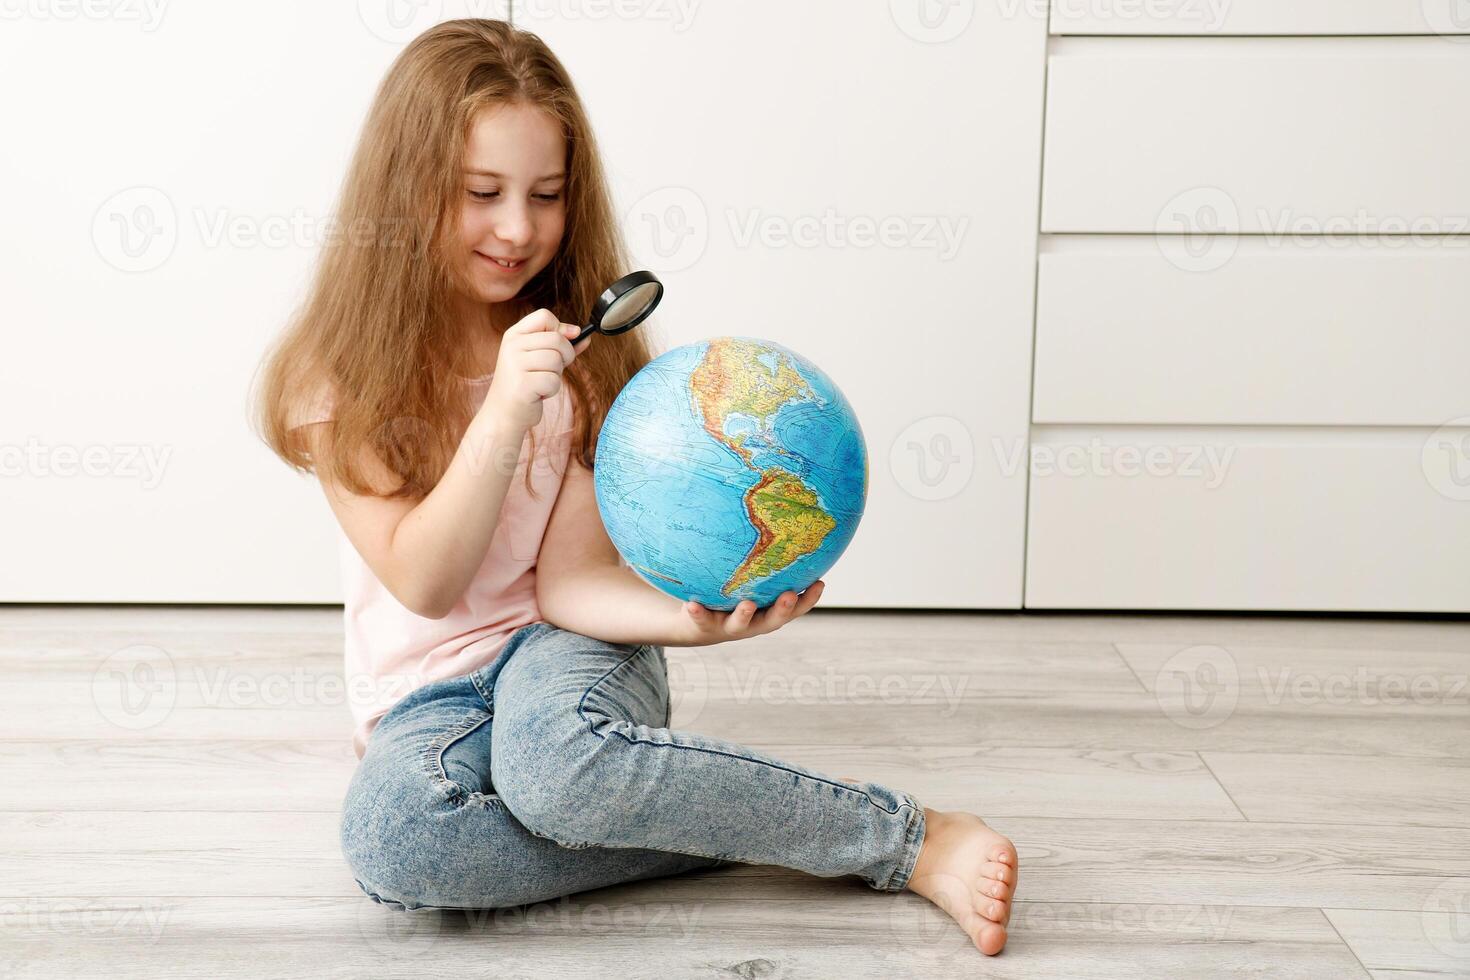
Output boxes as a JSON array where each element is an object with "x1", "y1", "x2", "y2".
[{"x1": 341, "y1": 622, "x2": 927, "y2": 910}]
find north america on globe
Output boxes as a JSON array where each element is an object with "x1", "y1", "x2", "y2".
[
  {"x1": 689, "y1": 339, "x2": 838, "y2": 596},
  {"x1": 594, "y1": 336, "x2": 868, "y2": 611}
]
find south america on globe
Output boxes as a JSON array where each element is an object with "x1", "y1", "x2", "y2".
[{"x1": 593, "y1": 336, "x2": 868, "y2": 611}]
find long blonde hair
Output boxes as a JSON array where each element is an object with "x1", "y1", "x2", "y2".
[{"x1": 250, "y1": 18, "x2": 653, "y2": 499}]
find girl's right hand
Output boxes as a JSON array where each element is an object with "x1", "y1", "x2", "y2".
[
  {"x1": 673, "y1": 581, "x2": 826, "y2": 647},
  {"x1": 483, "y1": 308, "x2": 590, "y2": 431}
]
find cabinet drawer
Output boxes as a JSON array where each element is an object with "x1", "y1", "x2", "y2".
[
  {"x1": 1042, "y1": 38, "x2": 1470, "y2": 233},
  {"x1": 1050, "y1": 0, "x2": 1470, "y2": 36},
  {"x1": 1024, "y1": 426, "x2": 1470, "y2": 612},
  {"x1": 1032, "y1": 237, "x2": 1470, "y2": 426}
]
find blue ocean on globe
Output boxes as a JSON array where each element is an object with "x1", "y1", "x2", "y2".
[{"x1": 593, "y1": 336, "x2": 868, "y2": 611}]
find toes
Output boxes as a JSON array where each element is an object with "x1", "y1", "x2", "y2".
[
  {"x1": 982, "y1": 860, "x2": 1015, "y2": 886},
  {"x1": 953, "y1": 900, "x2": 1010, "y2": 956},
  {"x1": 974, "y1": 893, "x2": 1011, "y2": 925},
  {"x1": 975, "y1": 877, "x2": 1014, "y2": 903},
  {"x1": 990, "y1": 843, "x2": 1017, "y2": 865},
  {"x1": 972, "y1": 919, "x2": 1008, "y2": 956}
]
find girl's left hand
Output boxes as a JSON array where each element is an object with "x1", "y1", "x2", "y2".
[{"x1": 672, "y1": 581, "x2": 825, "y2": 647}]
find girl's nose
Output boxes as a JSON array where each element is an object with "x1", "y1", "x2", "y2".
[{"x1": 494, "y1": 204, "x2": 534, "y2": 248}]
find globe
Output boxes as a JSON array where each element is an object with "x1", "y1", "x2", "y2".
[{"x1": 593, "y1": 336, "x2": 868, "y2": 611}]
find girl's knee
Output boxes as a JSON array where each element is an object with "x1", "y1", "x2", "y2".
[
  {"x1": 493, "y1": 726, "x2": 630, "y2": 847},
  {"x1": 341, "y1": 794, "x2": 536, "y2": 910}
]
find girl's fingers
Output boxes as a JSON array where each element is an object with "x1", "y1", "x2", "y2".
[
  {"x1": 793, "y1": 581, "x2": 825, "y2": 616},
  {"x1": 726, "y1": 600, "x2": 756, "y2": 634},
  {"x1": 686, "y1": 601, "x2": 710, "y2": 624},
  {"x1": 687, "y1": 585, "x2": 824, "y2": 642},
  {"x1": 760, "y1": 591, "x2": 799, "y2": 631}
]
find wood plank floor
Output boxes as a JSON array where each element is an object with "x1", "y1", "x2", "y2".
[{"x1": 3, "y1": 606, "x2": 1467, "y2": 978}]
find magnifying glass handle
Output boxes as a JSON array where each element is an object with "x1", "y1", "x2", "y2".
[{"x1": 571, "y1": 322, "x2": 596, "y2": 345}]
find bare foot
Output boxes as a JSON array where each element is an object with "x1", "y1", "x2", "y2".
[{"x1": 903, "y1": 808, "x2": 1018, "y2": 956}]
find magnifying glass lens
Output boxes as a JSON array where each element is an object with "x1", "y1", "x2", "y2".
[{"x1": 601, "y1": 282, "x2": 661, "y2": 330}]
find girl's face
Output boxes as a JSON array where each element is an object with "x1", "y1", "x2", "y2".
[{"x1": 457, "y1": 102, "x2": 568, "y2": 306}]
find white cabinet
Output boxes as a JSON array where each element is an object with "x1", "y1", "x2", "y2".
[
  {"x1": 1042, "y1": 38, "x2": 1470, "y2": 234},
  {"x1": 1033, "y1": 237, "x2": 1470, "y2": 426},
  {"x1": 1027, "y1": 20, "x2": 1470, "y2": 612},
  {"x1": 520, "y1": 1, "x2": 1049, "y2": 608},
  {"x1": 1050, "y1": 0, "x2": 1470, "y2": 36},
  {"x1": 1026, "y1": 426, "x2": 1470, "y2": 613}
]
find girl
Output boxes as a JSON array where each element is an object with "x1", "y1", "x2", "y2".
[{"x1": 251, "y1": 19, "x2": 1017, "y2": 957}]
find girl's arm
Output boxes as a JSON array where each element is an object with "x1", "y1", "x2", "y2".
[
  {"x1": 388, "y1": 408, "x2": 530, "y2": 619},
  {"x1": 312, "y1": 407, "x2": 529, "y2": 620},
  {"x1": 535, "y1": 458, "x2": 824, "y2": 647},
  {"x1": 314, "y1": 313, "x2": 582, "y2": 620}
]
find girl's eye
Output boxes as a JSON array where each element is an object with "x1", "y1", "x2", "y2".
[{"x1": 467, "y1": 191, "x2": 562, "y2": 202}]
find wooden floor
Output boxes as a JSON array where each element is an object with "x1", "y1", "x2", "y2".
[{"x1": 3, "y1": 605, "x2": 1468, "y2": 978}]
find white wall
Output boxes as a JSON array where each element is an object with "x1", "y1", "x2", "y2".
[
  {"x1": 0, "y1": 1, "x2": 1048, "y2": 607},
  {"x1": 10, "y1": 2, "x2": 1460, "y2": 612},
  {"x1": 1, "y1": 4, "x2": 425, "y2": 602}
]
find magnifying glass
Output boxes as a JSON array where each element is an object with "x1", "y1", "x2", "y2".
[{"x1": 571, "y1": 270, "x2": 664, "y2": 346}]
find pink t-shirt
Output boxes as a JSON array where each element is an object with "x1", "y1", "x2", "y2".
[{"x1": 289, "y1": 373, "x2": 575, "y2": 758}]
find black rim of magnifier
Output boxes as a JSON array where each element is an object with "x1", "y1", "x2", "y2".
[{"x1": 574, "y1": 270, "x2": 663, "y2": 344}]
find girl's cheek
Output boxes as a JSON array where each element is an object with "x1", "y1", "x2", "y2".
[
  {"x1": 461, "y1": 214, "x2": 492, "y2": 244},
  {"x1": 543, "y1": 208, "x2": 566, "y2": 245}
]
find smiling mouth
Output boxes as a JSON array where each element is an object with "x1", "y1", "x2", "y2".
[{"x1": 476, "y1": 252, "x2": 526, "y2": 270}]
